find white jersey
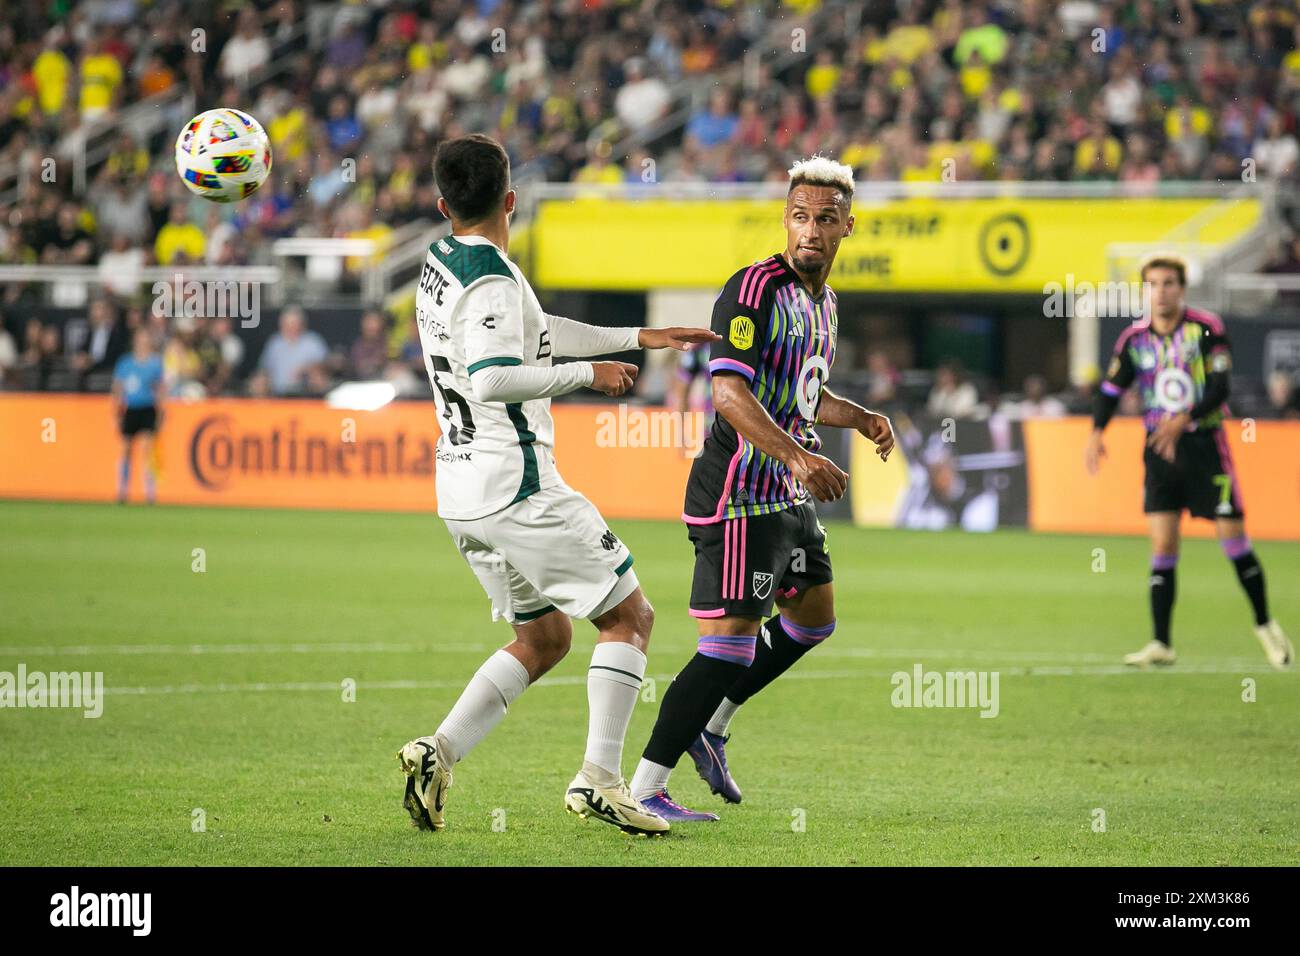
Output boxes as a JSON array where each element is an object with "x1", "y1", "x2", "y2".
[{"x1": 415, "y1": 233, "x2": 564, "y2": 520}]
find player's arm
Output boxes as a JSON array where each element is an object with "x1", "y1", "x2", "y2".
[
  {"x1": 816, "y1": 386, "x2": 895, "y2": 461},
  {"x1": 1148, "y1": 325, "x2": 1232, "y2": 462},
  {"x1": 544, "y1": 313, "x2": 719, "y2": 357},
  {"x1": 1086, "y1": 339, "x2": 1137, "y2": 474},
  {"x1": 713, "y1": 374, "x2": 847, "y2": 501},
  {"x1": 462, "y1": 279, "x2": 633, "y2": 401}
]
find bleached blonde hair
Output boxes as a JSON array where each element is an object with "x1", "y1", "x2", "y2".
[{"x1": 788, "y1": 155, "x2": 855, "y2": 199}]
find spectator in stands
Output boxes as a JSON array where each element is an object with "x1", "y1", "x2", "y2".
[
  {"x1": 686, "y1": 87, "x2": 740, "y2": 152},
  {"x1": 866, "y1": 349, "x2": 901, "y2": 406},
  {"x1": 20, "y1": 321, "x2": 67, "y2": 391},
  {"x1": 615, "y1": 57, "x2": 671, "y2": 133},
  {"x1": 39, "y1": 204, "x2": 94, "y2": 265},
  {"x1": 325, "y1": 94, "x2": 363, "y2": 153},
  {"x1": 155, "y1": 203, "x2": 205, "y2": 265},
  {"x1": 70, "y1": 296, "x2": 126, "y2": 382},
  {"x1": 95, "y1": 176, "x2": 149, "y2": 247},
  {"x1": 927, "y1": 362, "x2": 980, "y2": 420},
  {"x1": 32, "y1": 27, "x2": 72, "y2": 117},
  {"x1": 164, "y1": 315, "x2": 204, "y2": 398},
  {"x1": 999, "y1": 374, "x2": 1067, "y2": 419},
  {"x1": 206, "y1": 316, "x2": 245, "y2": 392},
  {"x1": 0, "y1": 321, "x2": 17, "y2": 385},
  {"x1": 388, "y1": 317, "x2": 426, "y2": 397},
  {"x1": 254, "y1": 306, "x2": 328, "y2": 396},
  {"x1": 1119, "y1": 132, "x2": 1161, "y2": 187},
  {"x1": 98, "y1": 232, "x2": 145, "y2": 297},
  {"x1": 138, "y1": 50, "x2": 176, "y2": 98},
  {"x1": 219, "y1": 8, "x2": 271, "y2": 86},
  {"x1": 1264, "y1": 371, "x2": 1300, "y2": 419},
  {"x1": 79, "y1": 36, "x2": 123, "y2": 121},
  {"x1": 1252, "y1": 113, "x2": 1299, "y2": 178},
  {"x1": 349, "y1": 309, "x2": 390, "y2": 380},
  {"x1": 1075, "y1": 119, "x2": 1124, "y2": 179}
]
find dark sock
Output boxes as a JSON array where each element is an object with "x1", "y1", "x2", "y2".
[
  {"x1": 1150, "y1": 559, "x2": 1177, "y2": 646},
  {"x1": 725, "y1": 615, "x2": 832, "y2": 705},
  {"x1": 1232, "y1": 552, "x2": 1270, "y2": 626},
  {"x1": 642, "y1": 650, "x2": 749, "y2": 768}
]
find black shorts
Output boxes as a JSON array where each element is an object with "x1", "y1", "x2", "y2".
[
  {"x1": 120, "y1": 406, "x2": 157, "y2": 437},
  {"x1": 687, "y1": 501, "x2": 833, "y2": 621},
  {"x1": 1143, "y1": 428, "x2": 1244, "y2": 520}
]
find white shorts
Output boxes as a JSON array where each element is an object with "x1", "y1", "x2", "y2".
[{"x1": 443, "y1": 482, "x2": 639, "y2": 625}]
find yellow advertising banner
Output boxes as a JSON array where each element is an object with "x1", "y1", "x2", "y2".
[{"x1": 531, "y1": 196, "x2": 1259, "y2": 292}]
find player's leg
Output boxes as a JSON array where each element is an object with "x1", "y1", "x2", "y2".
[
  {"x1": 700, "y1": 504, "x2": 836, "y2": 761},
  {"x1": 488, "y1": 484, "x2": 666, "y2": 834},
  {"x1": 564, "y1": 586, "x2": 668, "y2": 835},
  {"x1": 683, "y1": 582, "x2": 837, "y2": 804},
  {"x1": 1195, "y1": 430, "x2": 1292, "y2": 668},
  {"x1": 117, "y1": 432, "x2": 134, "y2": 503},
  {"x1": 1125, "y1": 511, "x2": 1180, "y2": 667},
  {"x1": 397, "y1": 522, "x2": 550, "y2": 831},
  {"x1": 630, "y1": 510, "x2": 795, "y2": 819},
  {"x1": 139, "y1": 430, "x2": 158, "y2": 504},
  {"x1": 629, "y1": 612, "x2": 754, "y2": 821},
  {"x1": 1217, "y1": 517, "x2": 1292, "y2": 669},
  {"x1": 582, "y1": 588, "x2": 653, "y2": 781}
]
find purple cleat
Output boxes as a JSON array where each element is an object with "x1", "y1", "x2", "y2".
[
  {"x1": 640, "y1": 790, "x2": 720, "y2": 823},
  {"x1": 687, "y1": 731, "x2": 743, "y2": 804}
]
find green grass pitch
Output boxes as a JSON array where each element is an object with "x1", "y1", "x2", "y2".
[{"x1": 1, "y1": 500, "x2": 1296, "y2": 866}]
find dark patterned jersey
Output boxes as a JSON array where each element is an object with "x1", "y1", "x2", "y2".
[
  {"x1": 1099, "y1": 307, "x2": 1231, "y2": 431},
  {"x1": 683, "y1": 253, "x2": 838, "y2": 523}
]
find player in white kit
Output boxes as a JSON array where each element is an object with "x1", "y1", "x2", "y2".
[{"x1": 396, "y1": 134, "x2": 717, "y2": 836}]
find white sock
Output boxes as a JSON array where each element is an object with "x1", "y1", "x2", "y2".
[
  {"x1": 705, "y1": 697, "x2": 740, "y2": 737},
  {"x1": 435, "y1": 649, "x2": 529, "y2": 765},
  {"x1": 584, "y1": 641, "x2": 646, "y2": 778},
  {"x1": 630, "y1": 758, "x2": 672, "y2": 801}
]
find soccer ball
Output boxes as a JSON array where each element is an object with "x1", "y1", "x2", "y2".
[{"x1": 174, "y1": 108, "x2": 272, "y2": 203}]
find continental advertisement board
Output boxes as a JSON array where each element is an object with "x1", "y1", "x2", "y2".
[
  {"x1": 530, "y1": 196, "x2": 1261, "y2": 293},
  {"x1": 2, "y1": 395, "x2": 1297, "y2": 540}
]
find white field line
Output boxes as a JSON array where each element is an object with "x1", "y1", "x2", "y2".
[
  {"x1": 95, "y1": 662, "x2": 1283, "y2": 697},
  {"x1": 0, "y1": 640, "x2": 1271, "y2": 671},
  {"x1": 0, "y1": 641, "x2": 491, "y2": 656}
]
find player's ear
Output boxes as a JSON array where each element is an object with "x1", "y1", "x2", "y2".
[
  {"x1": 503, "y1": 189, "x2": 517, "y2": 217},
  {"x1": 844, "y1": 213, "x2": 854, "y2": 237},
  {"x1": 436, "y1": 196, "x2": 450, "y2": 220}
]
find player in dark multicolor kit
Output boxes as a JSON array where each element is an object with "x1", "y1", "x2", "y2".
[
  {"x1": 629, "y1": 157, "x2": 896, "y2": 820},
  {"x1": 1087, "y1": 254, "x2": 1292, "y2": 669}
]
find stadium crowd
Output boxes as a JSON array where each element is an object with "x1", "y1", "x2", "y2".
[{"x1": 2, "y1": 0, "x2": 1300, "y2": 412}]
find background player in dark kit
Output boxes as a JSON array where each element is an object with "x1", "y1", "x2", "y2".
[{"x1": 1087, "y1": 254, "x2": 1292, "y2": 670}]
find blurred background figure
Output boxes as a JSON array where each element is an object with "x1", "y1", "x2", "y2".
[{"x1": 111, "y1": 327, "x2": 164, "y2": 504}]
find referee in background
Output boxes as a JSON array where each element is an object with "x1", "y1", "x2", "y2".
[{"x1": 111, "y1": 327, "x2": 165, "y2": 504}]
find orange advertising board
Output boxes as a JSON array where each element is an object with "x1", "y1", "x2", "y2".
[
  {"x1": 0, "y1": 394, "x2": 695, "y2": 519},
  {"x1": 1023, "y1": 417, "x2": 1300, "y2": 540},
  {"x1": 4, "y1": 396, "x2": 1298, "y2": 540}
]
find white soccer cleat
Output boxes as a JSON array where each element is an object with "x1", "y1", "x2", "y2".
[
  {"x1": 1124, "y1": 640, "x2": 1177, "y2": 668},
  {"x1": 397, "y1": 735, "x2": 453, "y2": 831},
  {"x1": 564, "y1": 766, "x2": 670, "y2": 837},
  {"x1": 1254, "y1": 620, "x2": 1294, "y2": 670}
]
